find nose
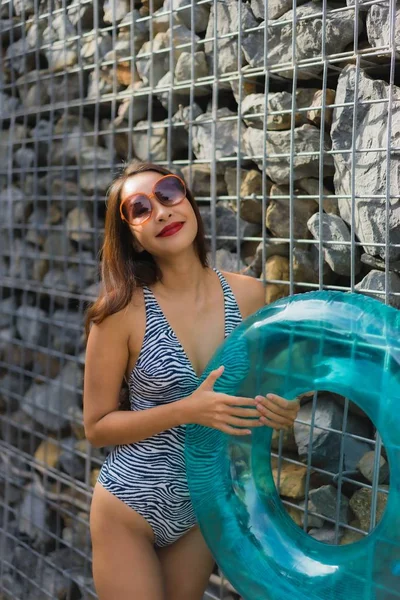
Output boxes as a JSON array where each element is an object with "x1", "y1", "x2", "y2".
[{"x1": 152, "y1": 198, "x2": 172, "y2": 221}]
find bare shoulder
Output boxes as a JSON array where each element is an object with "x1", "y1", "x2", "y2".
[
  {"x1": 88, "y1": 287, "x2": 145, "y2": 349},
  {"x1": 221, "y1": 271, "x2": 265, "y2": 319}
]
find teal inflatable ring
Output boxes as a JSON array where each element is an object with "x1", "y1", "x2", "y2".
[{"x1": 185, "y1": 291, "x2": 400, "y2": 600}]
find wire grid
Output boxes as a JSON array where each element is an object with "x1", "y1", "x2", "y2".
[{"x1": 0, "y1": 0, "x2": 397, "y2": 598}]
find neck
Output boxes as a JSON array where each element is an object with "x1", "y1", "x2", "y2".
[{"x1": 154, "y1": 247, "x2": 210, "y2": 296}]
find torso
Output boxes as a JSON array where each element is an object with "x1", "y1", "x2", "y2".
[{"x1": 124, "y1": 268, "x2": 259, "y2": 382}]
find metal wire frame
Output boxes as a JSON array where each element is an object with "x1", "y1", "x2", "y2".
[{"x1": 0, "y1": 0, "x2": 397, "y2": 598}]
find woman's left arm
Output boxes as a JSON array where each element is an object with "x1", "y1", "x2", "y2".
[{"x1": 223, "y1": 272, "x2": 300, "y2": 431}]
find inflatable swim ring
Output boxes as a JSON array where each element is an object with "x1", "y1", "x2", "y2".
[{"x1": 185, "y1": 291, "x2": 400, "y2": 600}]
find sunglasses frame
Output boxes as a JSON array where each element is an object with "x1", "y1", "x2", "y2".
[{"x1": 119, "y1": 174, "x2": 187, "y2": 226}]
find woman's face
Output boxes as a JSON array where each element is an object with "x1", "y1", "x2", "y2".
[{"x1": 120, "y1": 171, "x2": 198, "y2": 258}]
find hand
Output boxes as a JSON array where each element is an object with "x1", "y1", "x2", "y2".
[
  {"x1": 183, "y1": 366, "x2": 263, "y2": 436},
  {"x1": 255, "y1": 394, "x2": 300, "y2": 431}
]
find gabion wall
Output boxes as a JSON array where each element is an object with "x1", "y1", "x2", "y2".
[{"x1": 0, "y1": 0, "x2": 398, "y2": 598}]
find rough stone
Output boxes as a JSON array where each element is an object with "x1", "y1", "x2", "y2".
[
  {"x1": 307, "y1": 212, "x2": 360, "y2": 276},
  {"x1": 192, "y1": 108, "x2": 239, "y2": 160},
  {"x1": 349, "y1": 485, "x2": 389, "y2": 531},
  {"x1": 294, "y1": 396, "x2": 372, "y2": 473},
  {"x1": 355, "y1": 270, "x2": 400, "y2": 308},
  {"x1": 266, "y1": 2, "x2": 362, "y2": 79},
  {"x1": 297, "y1": 178, "x2": 339, "y2": 215},
  {"x1": 174, "y1": 0, "x2": 210, "y2": 32},
  {"x1": 366, "y1": 3, "x2": 400, "y2": 56},
  {"x1": 21, "y1": 363, "x2": 82, "y2": 431},
  {"x1": 357, "y1": 451, "x2": 389, "y2": 485},
  {"x1": 331, "y1": 66, "x2": 400, "y2": 260},
  {"x1": 265, "y1": 255, "x2": 290, "y2": 303},
  {"x1": 266, "y1": 184, "x2": 318, "y2": 239},
  {"x1": 200, "y1": 204, "x2": 260, "y2": 251},
  {"x1": 204, "y1": 0, "x2": 263, "y2": 75},
  {"x1": 251, "y1": 0, "x2": 308, "y2": 20},
  {"x1": 16, "y1": 305, "x2": 47, "y2": 346},
  {"x1": 243, "y1": 124, "x2": 335, "y2": 184},
  {"x1": 181, "y1": 163, "x2": 227, "y2": 197}
]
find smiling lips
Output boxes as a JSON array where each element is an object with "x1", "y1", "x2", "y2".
[{"x1": 157, "y1": 222, "x2": 184, "y2": 237}]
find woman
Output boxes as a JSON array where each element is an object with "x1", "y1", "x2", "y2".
[{"x1": 83, "y1": 160, "x2": 300, "y2": 600}]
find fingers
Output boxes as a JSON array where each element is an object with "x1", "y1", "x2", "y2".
[
  {"x1": 261, "y1": 394, "x2": 300, "y2": 413},
  {"x1": 255, "y1": 395, "x2": 299, "y2": 429},
  {"x1": 220, "y1": 425, "x2": 253, "y2": 436},
  {"x1": 230, "y1": 406, "x2": 261, "y2": 418},
  {"x1": 201, "y1": 366, "x2": 224, "y2": 389},
  {"x1": 224, "y1": 415, "x2": 263, "y2": 428}
]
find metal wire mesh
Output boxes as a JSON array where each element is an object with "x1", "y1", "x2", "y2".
[{"x1": 0, "y1": 0, "x2": 397, "y2": 598}]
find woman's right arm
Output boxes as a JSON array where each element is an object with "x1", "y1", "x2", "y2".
[{"x1": 83, "y1": 308, "x2": 189, "y2": 448}]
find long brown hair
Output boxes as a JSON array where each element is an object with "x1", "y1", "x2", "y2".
[{"x1": 84, "y1": 160, "x2": 208, "y2": 338}]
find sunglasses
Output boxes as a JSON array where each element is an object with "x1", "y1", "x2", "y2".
[{"x1": 119, "y1": 174, "x2": 187, "y2": 226}]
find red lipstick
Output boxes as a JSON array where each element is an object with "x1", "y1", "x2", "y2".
[{"x1": 157, "y1": 222, "x2": 184, "y2": 237}]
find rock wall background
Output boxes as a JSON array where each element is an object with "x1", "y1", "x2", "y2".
[{"x1": 0, "y1": 0, "x2": 396, "y2": 598}]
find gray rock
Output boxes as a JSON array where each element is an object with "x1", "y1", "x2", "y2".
[
  {"x1": 58, "y1": 437, "x2": 86, "y2": 480},
  {"x1": 66, "y1": 207, "x2": 93, "y2": 245},
  {"x1": 360, "y1": 253, "x2": 400, "y2": 274},
  {"x1": 192, "y1": 108, "x2": 239, "y2": 160},
  {"x1": 114, "y1": 82, "x2": 149, "y2": 126},
  {"x1": 103, "y1": 0, "x2": 130, "y2": 23},
  {"x1": 13, "y1": 0, "x2": 35, "y2": 15},
  {"x1": 0, "y1": 371, "x2": 27, "y2": 413},
  {"x1": 8, "y1": 239, "x2": 36, "y2": 281},
  {"x1": 205, "y1": 0, "x2": 263, "y2": 74},
  {"x1": 346, "y1": 0, "x2": 371, "y2": 8},
  {"x1": 181, "y1": 163, "x2": 227, "y2": 197},
  {"x1": 21, "y1": 362, "x2": 82, "y2": 431},
  {"x1": 0, "y1": 185, "x2": 30, "y2": 227},
  {"x1": 307, "y1": 212, "x2": 360, "y2": 276},
  {"x1": 14, "y1": 147, "x2": 35, "y2": 169},
  {"x1": 294, "y1": 396, "x2": 372, "y2": 473},
  {"x1": 0, "y1": 298, "x2": 15, "y2": 329},
  {"x1": 200, "y1": 204, "x2": 260, "y2": 251},
  {"x1": 19, "y1": 477, "x2": 48, "y2": 546},
  {"x1": 50, "y1": 310, "x2": 84, "y2": 355},
  {"x1": 137, "y1": 26, "x2": 199, "y2": 86},
  {"x1": 0, "y1": 91, "x2": 21, "y2": 118},
  {"x1": 175, "y1": 51, "x2": 209, "y2": 84},
  {"x1": 133, "y1": 120, "x2": 168, "y2": 162},
  {"x1": 355, "y1": 270, "x2": 400, "y2": 308},
  {"x1": 266, "y1": 2, "x2": 362, "y2": 79},
  {"x1": 243, "y1": 124, "x2": 335, "y2": 184},
  {"x1": 241, "y1": 89, "x2": 317, "y2": 130},
  {"x1": 44, "y1": 231, "x2": 75, "y2": 258},
  {"x1": 209, "y1": 249, "x2": 243, "y2": 272},
  {"x1": 251, "y1": 0, "x2": 308, "y2": 19},
  {"x1": 80, "y1": 31, "x2": 113, "y2": 65},
  {"x1": 308, "y1": 484, "x2": 350, "y2": 525},
  {"x1": 16, "y1": 305, "x2": 47, "y2": 346},
  {"x1": 297, "y1": 178, "x2": 339, "y2": 215},
  {"x1": 5, "y1": 38, "x2": 35, "y2": 75},
  {"x1": 174, "y1": 0, "x2": 210, "y2": 31},
  {"x1": 79, "y1": 147, "x2": 113, "y2": 195},
  {"x1": 331, "y1": 65, "x2": 400, "y2": 261},
  {"x1": 51, "y1": 115, "x2": 96, "y2": 166},
  {"x1": 357, "y1": 451, "x2": 389, "y2": 484},
  {"x1": 367, "y1": 3, "x2": 400, "y2": 56},
  {"x1": 67, "y1": 0, "x2": 104, "y2": 29},
  {"x1": 42, "y1": 14, "x2": 78, "y2": 72},
  {"x1": 308, "y1": 526, "x2": 343, "y2": 544},
  {"x1": 266, "y1": 184, "x2": 318, "y2": 238}
]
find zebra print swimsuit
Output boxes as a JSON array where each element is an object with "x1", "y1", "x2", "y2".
[{"x1": 97, "y1": 268, "x2": 243, "y2": 547}]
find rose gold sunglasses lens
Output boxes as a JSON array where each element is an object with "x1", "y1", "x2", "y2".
[
  {"x1": 154, "y1": 176, "x2": 186, "y2": 205},
  {"x1": 123, "y1": 194, "x2": 152, "y2": 224}
]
